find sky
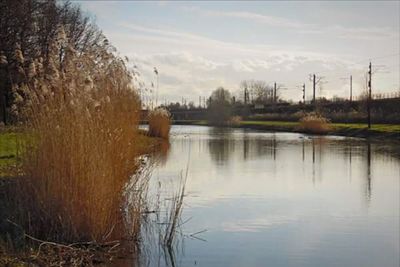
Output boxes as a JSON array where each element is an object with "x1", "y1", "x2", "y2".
[{"x1": 78, "y1": 1, "x2": 400, "y2": 105}]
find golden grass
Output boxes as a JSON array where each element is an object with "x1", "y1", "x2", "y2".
[
  {"x1": 8, "y1": 33, "x2": 152, "y2": 243},
  {"x1": 18, "y1": 91, "x2": 141, "y2": 242},
  {"x1": 148, "y1": 108, "x2": 171, "y2": 139},
  {"x1": 227, "y1": 116, "x2": 242, "y2": 126},
  {"x1": 297, "y1": 112, "x2": 332, "y2": 134}
]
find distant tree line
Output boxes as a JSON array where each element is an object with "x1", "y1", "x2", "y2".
[
  {"x1": 0, "y1": 0, "x2": 106, "y2": 124},
  {"x1": 239, "y1": 80, "x2": 280, "y2": 104}
]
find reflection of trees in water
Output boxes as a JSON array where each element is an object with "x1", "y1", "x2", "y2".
[
  {"x1": 340, "y1": 141, "x2": 354, "y2": 183},
  {"x1": 340, "y1": 139, "x2": 373, "y2": 204},
  {"x1": 365, "y1": 142, "x2": 372, "y2": 203},
  {"x1": 208, "y1": 136, "x2": 236, "y2": 164},
  {"x1": 260, "y1": 134, "x2": 278, "y2": 160},
  {"x1": 243, "y1": 132, "x2": 280, "y2": 161},
  {"x1": 206, "y1": 127, "x2": 395, "y2": 206},
  {"x1": 243, "y1": 132, "x2": 249, "y2": 160},
  {"x1": 319, "y1": 138, "x2": 375, "y2": 205},
  {"x1": 207, "y1": 127, "x2": 235, "y2": 165},
  {"x1": 207, "y1": 128, "x2": 281, "y2": 165},
  {"x1": 208, "y1": 126, "x2": 234, "y2": 137},
  {"x1": 312, "y1": 138, "x2": 316, "y2": 185},
  {"x1": 309, "y1": 137, "x2": 326, "y2": 185}
]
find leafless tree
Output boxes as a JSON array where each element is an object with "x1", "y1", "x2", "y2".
[
  {"x1": 240, "y1": 80, "x2": 276, "y2": 104},
  {"x1": 0, "y1": 0, "x2": 104, "y2": 124}
]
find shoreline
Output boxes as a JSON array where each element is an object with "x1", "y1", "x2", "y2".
[{"x1": 172, "y1": 120, "x2": 400, "y2": 140}]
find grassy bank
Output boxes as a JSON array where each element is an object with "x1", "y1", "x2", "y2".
[
  {"x1": 0, "y1": 128, "x2": 162, "y2": 176},
  {"x1": 0, "y1": 132, "x2": 17, "y2": 166},
  {"x1": 0, "y1": 130, "x2": 21, "y2": 177},
  {"x1": 173, "y1": 120, "x2": 400, "y2": 139}
]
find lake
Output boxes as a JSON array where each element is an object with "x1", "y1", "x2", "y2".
[{"x1": 143, "y1": 125, "x2": 400, "y2": 267}]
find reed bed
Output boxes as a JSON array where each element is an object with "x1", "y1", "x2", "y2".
[
  {"x1": 6, "y1": 31, "x2": 152, "y2": 244},
  {"x1": 297, "y1": 112, "x2": 332, "y2": 134},
  {"x1": 148, "y1": 108, "x2": 171, "y2": 139},
  {"x1": 227, "y1": 116, "x2": 242, "y2": 127}
]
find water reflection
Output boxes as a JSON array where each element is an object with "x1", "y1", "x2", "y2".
[
  {"x1": 143, "y1": 126, "x2": 400, "y2": 267},
  {"x1": 365, "y1": 143, "x2": 372, "y2": 203},
  {"x1": 207, "y1": 128, "x2": 235, "y2": 165},
  {"x1": 154, "y1": 140, "x2": 171, "y2": 166},
  {"x1": 202, "y1": 127, "x2": 396, "y2": 206}
]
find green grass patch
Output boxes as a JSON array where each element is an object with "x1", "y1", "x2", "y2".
[
  {"x1": 240, "y1": 121, "x2": 299, "y2": 127},
  {"x1": 240, "y1": 121, "x2": 399, "y2": 134},
  {"x1": 0, "y1": 131, "x2": 19, "y2": 171},
  {"x1": 332, "y1": 123, "x2": 400, "y2": 133}
]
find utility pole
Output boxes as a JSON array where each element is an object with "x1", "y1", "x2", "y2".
[
  {"x1": 309, "y1": 73, "x2": 324, "y2": 109},
  {"x1": 273, "y1": 82, "x2": 277, "y2": 104},
  {"x1": 350, "y1": 75, "x2": 353, "y2": 103},
  {"x1": 312, "y1": 74, "x2": 316, "y2": 103},
  {"x1": 302, "y1": 83, "x2": 306, "y2": 104},
  {"x1": 367, "y1": 62, "x2": 372, "y2": 128}
]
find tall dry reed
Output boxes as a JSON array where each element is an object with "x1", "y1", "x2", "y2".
[
  {"x1": 297, "y1": 112, "x2": 332, "y2": 134},
  {"x1": 11, "y1": 30, "x2": 146, "y2": 243},
  {"x1": 148, "y1": 108, "x2": 171, "y2": 139}
]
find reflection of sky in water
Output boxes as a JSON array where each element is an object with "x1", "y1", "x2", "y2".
[{"x1": 148, "y1": 125, "x2": 399, "y2": 267}]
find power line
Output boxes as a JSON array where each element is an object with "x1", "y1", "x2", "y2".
[{"x1": 306, "y1": 53, "x2": 400, "y2": 80}]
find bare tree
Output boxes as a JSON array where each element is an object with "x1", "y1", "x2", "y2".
[
  {"x1": 240, "y1": 80, "x2": 275, "y2": 104},
  {"x1": 0, "y1": 0, "x2": 104, "y2": 124}
]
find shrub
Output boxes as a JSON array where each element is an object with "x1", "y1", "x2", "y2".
[
  {"x1": 228, "y1": 116, "x2": 242, "y2": 126},
  {"x1": 148, "y1": 108, "x2": 171, "y2": 139},
  {"x1": 207, "y1": 87, "x2": 232, "y2": 125},
  {"x1": 297, "y1": 112, "x2": 332, "y2": 134}
]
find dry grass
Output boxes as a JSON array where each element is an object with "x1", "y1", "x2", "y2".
[
  {"x1": 148, "y1": 108, "x2": 171, "y2": 139},
  {"x1": 297, "y1": 112, "x2": 332, "y2": 134},
  {"x1": 227, "y1": 116, "x2": 242, "y2": 126},
  {"x1": 7, "y1": 31, "x2": 152, "y2": 243},
  {"x1": 164, "y1": 173, "x2": 186, "y2": 247}
]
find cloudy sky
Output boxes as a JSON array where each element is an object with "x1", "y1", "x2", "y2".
[{"x1": 79, "y1": 1, "x2": 399, "y2": 104}]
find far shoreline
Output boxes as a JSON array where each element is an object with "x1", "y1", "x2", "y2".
[{"x1": 171, "y1": 120, "x2": 400, "y2": 141}]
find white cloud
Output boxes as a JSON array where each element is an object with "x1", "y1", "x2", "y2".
[
  {"x1": 126, "y1": 48, "x2": 370, "y2": 104},
  {"x1": 204, "y1": 10, "x2": 311, "y2": 29},
  {"x1": 196, "y1": 7, "x2": 398, "y2": 41},
  {"x1": 80, "y1": 3, "x2": 399, "y2": 103},
  {"x1": 115, "y1": 23, "x2": 361, "y2": 61},
  {"x1": 330, "y1": 25, "x2": 398, "y2": 40},
  {"x1": 232, "y1": 60, "x2": 255, "y2": 72}
]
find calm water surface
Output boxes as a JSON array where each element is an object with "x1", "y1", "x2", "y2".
[{"x1": 145, "y1": 125, "x2": 399, "y2": 267}]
